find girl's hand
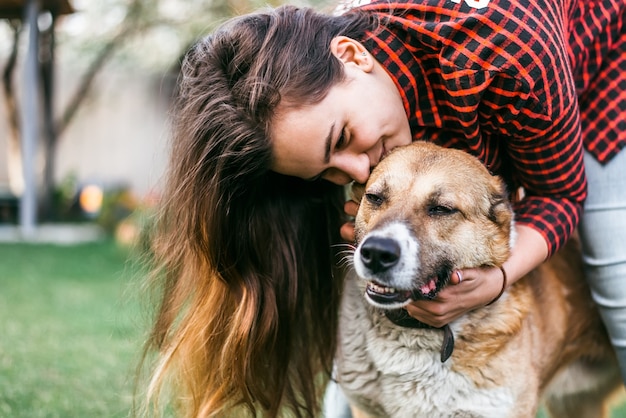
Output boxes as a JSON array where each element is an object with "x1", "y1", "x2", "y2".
[
  {"x1": 340, "y1": 199, "x2": 359, "y2": 242},
  {"x1": 403, "y1": 225, "x2": 548, "y2": 327},
  {"x1": 404, "y1": 267, "x2": 506, "y2": 328}
]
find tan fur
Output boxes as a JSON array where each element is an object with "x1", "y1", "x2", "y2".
[{"x1": 336, "y1": 141, "x2": 622, "y2": 418}]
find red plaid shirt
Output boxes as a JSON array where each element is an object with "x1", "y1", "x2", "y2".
[{"x1": 352, "y1": 0, "x2": 626, "y2": 255}]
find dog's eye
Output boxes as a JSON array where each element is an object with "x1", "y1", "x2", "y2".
[
  {"x1": 428, "y1": 205, "x2": 457, "y2": 216},
  {"x1": 365, "y1": 193, "x2": 384, "y2": 206}
]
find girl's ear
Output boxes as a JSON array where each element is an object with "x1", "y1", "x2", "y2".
[{"x1": 330, "y1": 36, "x2": 374, "y2": 72}]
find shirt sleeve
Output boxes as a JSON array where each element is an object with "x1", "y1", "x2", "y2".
[
  {"x1": 437, "y1": 0, "x2": 587, "y2": 257},
  {"x1": 360, "y1": 0, "x2": 587, "y2": 256}
]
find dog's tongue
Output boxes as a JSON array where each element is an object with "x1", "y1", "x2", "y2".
[
  {"x1": 419, "y1": 277, "x2": 438, "y2": 296},
  {"x1": 409, "y1": 276, "x2": 439, "y2": 300}
]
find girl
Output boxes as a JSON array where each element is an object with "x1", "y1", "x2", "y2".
[{"x1": 141, "y1": 1, "x2": 626, "y2": 417}]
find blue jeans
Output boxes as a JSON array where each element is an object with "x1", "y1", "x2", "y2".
[
  {"x1": 579, "y1": 150, "x2": 626, "y2": 383},
  {"x1": 323, "y1": 380, "x2": 353, "y2": 418}
]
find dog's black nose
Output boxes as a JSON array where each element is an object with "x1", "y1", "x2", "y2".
[{"x1": 359, "y1": 236, "x2": 401, "y2": 273}]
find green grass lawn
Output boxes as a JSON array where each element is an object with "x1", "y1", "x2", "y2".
[
  {"x1": 1, "y1": 240, "x2": 626, "y2": 418},
  {"x1": 0, "y1": 240, "x2": 144, "y2": 418}
]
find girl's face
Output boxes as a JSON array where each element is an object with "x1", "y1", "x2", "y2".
[{"x1": 270, "y1": 37, "x2": 412, "y2": 185}]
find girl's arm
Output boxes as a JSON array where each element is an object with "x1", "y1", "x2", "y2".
[{"x1": 404, "y1": 224, "x2": 547, "y2": 327}]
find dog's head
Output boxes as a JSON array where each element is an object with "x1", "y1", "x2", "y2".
[{"x1": 352, "y1": 141, "x2": 514, "y2": 310}]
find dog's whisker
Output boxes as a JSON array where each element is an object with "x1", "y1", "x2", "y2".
[
  {"x1": 336, "y1": 248, "x2": 356, "y2": 256},
  {"x1": 337, "y1": 254, "x2": 354, "y2": 268},
  {"x1": 332, "y1": 243, "x2": 357, "y2": 251},
  {"x1": 336, "y1": 252, "x2": 356, "y2": 268},
  {"x1": 332, "y1": 244, "x2": 356, "y2": 269}
]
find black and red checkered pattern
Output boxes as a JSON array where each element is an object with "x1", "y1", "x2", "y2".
[{"x1": 352, "y1": 0, "x2": 625, "y2": 255}]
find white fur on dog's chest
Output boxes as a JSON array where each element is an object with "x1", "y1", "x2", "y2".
[{"x1": 336, "y1": 276, "x2": 514, "y2": 418}]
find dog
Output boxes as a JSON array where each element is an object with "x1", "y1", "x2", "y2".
[{"x1": 335, "y1": 141, "x2": 622, "y2": 418}]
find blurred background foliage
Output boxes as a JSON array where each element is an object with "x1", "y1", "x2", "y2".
[
  {"x1": 39, "y1": 0, "x2": 332, "y2": 74},
  {"x1": 1, "y1": 0, "x2": 338, "y2": 245}
]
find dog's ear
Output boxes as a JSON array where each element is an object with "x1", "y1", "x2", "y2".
[
  {"x1": 350, "y1": 182, "x2": 366, "y2": 204},
  {"x1": 488, "y1": 177, "x2": 513, "y2": 229}
]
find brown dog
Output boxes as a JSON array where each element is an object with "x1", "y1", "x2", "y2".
[{"x1": 336, "y1": 141, "x2": 621, "y2": 418}]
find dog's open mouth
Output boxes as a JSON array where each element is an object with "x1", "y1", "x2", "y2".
[{"x1": 365, "y1": 276, "x2": 440, "y2": 306}]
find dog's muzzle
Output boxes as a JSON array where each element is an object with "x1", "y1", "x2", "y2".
[
  {"x1": 356, "y1": 231, "x2": 445, "y2": 307},
  {"x1": 355, "y1": 231, "x2": 455, "y2": 362},
  {"x1": 358, "y1": 236, "x2": 416, "y2": 305}
]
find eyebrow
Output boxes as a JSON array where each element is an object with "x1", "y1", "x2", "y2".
[{"x1": 323, "y1": 122, "x2": 334, "y2": 164}]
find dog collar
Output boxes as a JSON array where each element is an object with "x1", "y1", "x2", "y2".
[{"x1": 384, "y1": 309, "x2": 455, "y2": 362}]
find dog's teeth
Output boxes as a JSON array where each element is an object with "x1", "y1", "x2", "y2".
[{"x1": 369, "y1": 282, "x2": 396, "y2": 294}]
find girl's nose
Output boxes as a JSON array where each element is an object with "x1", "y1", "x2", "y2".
[{"x1": 326, "y1": 153, "x2": 371, "y2": 185}]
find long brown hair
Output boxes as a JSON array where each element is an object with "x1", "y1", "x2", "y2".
[{"x1": 140, "y1": 5, "x2": 379, "y2": 418}]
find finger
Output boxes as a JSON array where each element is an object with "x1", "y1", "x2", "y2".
[
  {"x1": 406, "y1": 299, "x2": 447, "y2": 318},
  {"x1": 344, "y1": 200, "x2": 359, "y2": 217},
  {"x1": 404, "y1": 304, "x2": 448, "y2": 328},
  {"x1": 449, "y1": 270, "x2": 463, "y2": 285},
  {"x1": 340, "y1": 221, "x2": 356, "y2": 242}
]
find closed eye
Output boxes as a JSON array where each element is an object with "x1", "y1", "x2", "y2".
[
  {"x1": 335, "y1": 127, "x2": 347, "y2": 150},
  {"x1": 365, "y1": 193, "x2": 384, "y2": 206},
  {"x1": 428, "y1": 205, "x2": 458, "y2": 216}
]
